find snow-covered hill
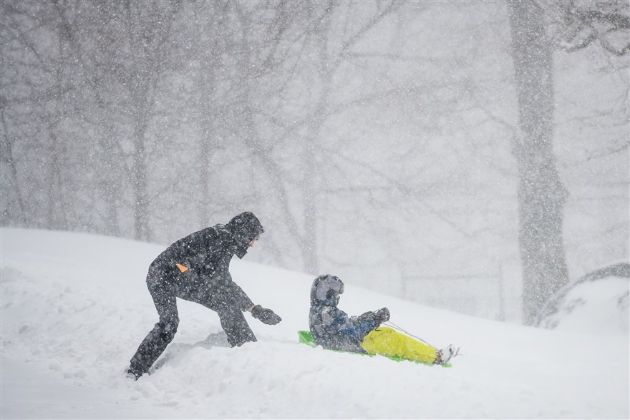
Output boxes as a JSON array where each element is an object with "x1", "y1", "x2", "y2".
[{"x1": 1, "y1": 228, "x2": 628, "y2": 418}]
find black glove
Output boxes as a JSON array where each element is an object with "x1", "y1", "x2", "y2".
[
  {"x1": 251, "y1": 305, "x2": 282, "y2": 325},
  {"x1": 374, "y1": 307, "x2": 390, "y2": 324}
]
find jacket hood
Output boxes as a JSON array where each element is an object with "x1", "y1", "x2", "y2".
[
  {"x1": 310, "y1": 274, "x2": 344, "y2": 306},
  {"x1": 226, "y1": 212, "x2": 264, "y2": 258}
]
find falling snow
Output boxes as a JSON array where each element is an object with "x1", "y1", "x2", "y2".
[{"x1": 1, "y1": 1, "x2": 628, "y2": 418}]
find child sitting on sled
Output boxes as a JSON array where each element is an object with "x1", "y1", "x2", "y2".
[{"x1": 309, "y1": 274, "x2": 457, "y2": 365}]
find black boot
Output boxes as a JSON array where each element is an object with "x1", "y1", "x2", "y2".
[
  {"x1": 128, "y1": 319, "x2": 179, "y2": 378},
  {"x1": 126, "y1": 365, "x2": 143, "y2": 380}
]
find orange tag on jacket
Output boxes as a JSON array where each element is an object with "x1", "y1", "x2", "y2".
[{"x1": 176, "y1": 263, "x2": 188, "y2": 273}]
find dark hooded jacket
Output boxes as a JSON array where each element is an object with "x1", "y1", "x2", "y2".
[{"x1": 151, "y1": 212, "x2": 264, "y2": 310}]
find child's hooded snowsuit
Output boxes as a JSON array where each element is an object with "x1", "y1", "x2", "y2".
[
  {"x1": 308, "y1": 275, "x2": 440, "y2": 365},
  {"x1": 309, "y1": 275, "x2": 382, "y2": 352}
]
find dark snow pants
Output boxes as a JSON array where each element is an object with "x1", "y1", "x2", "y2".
[{"x1": 129, "y1": 266, "x2": 256, "y2": 374}]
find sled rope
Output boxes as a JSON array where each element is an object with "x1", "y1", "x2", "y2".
[
  {"x1": 385, "y1": 321, "x2": 462, "y2": 361},
  {"x1": 384, "y1": 321, "x2": 434, "y2": 347}
]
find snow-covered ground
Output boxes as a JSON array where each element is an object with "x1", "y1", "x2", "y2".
[{"x1": 1, "y1": 228, "x2": 628, "y2": 418}]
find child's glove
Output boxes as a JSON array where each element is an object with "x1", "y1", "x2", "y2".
[
  {"x1": 375, "y1": 307, "x2": 390, "y2": 324},
  {"x1": 251, "y1": 305, "x2": 282, "y2": 325}
]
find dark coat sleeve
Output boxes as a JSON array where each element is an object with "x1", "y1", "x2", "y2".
[
  {"x1": 310, "y1": 305, "x2": 378, "y2": 352},
  {"x1": 205, "y1": 245, "x2": 254, "y2": 311},
  {"x1": 197, "y1": 228, "x2": 255, "y2": 311},
  {"x1": 227, "y1": 281, "x2": 255, "y2": 311}
]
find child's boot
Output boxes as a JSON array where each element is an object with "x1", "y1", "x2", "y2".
[{"x1": 434, "y1": 345, "x2": 458, "y2": 365}]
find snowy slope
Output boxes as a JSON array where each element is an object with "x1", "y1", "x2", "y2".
[{"x1": 1, "y1": 228, "x2": 628, "y2": 418}]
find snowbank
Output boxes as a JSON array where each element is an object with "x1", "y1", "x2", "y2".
[
  {"x1": 537, "y1": 263, "x2": 629, "y2": 335},
  {"x1": 541, "y1": 277, "x2": 629, "y2": 334}
]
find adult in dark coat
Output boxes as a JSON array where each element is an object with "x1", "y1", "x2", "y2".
[{"x1": 127, "y1": 212, "x2": 281, "y2": 379}]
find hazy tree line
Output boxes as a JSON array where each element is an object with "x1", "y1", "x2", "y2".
[{"x1": 1, "y1": 0, "x2": 628, "y2": 324}]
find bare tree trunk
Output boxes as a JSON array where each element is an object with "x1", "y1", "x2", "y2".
[
  {"x1": 301, "y1": 3, "x2": 335, "y2": 275},
  {"x1": 121, "y1": 1, "x2": 181, "y2": 241},
  {"x1": 233, "y1": 1, "x2": 302, "y2": 268},
  {"x1": 0, "y1": 104, "x2": 26, "y2": 224},
  {"x1": 197, "y1": 44, "x2": 219, "y2": 226},
  {"x1": 45, "y1": 122, "x2": 69, "y2": 230},
  {"x1": 132, "y1": 118, "x2": 150, "y2": 240},
  {"x1": 302, "y1": 130, "x2": 319, "y2": 274},
  {"x1": 302, "y1": 72, "x2": 335, "y2": 274},
  {"x1": 97, "y1": 124, "x2": 122, "y2": 236},
  {"x1": 198, "y1": 81, "x2": 213, "y2": 226},
  {"x1": 300, "y1": 0, "x2": 400, "y2": 273},
  {"x1": 54, "y1": 3, "x2": 123, "y2": 236},
  {"x1": 43, "y1": 28, "x2": 71, "y2": 231},
  {"x1": 508, "y1": 0, "x2": 569, "y2": 325}
]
